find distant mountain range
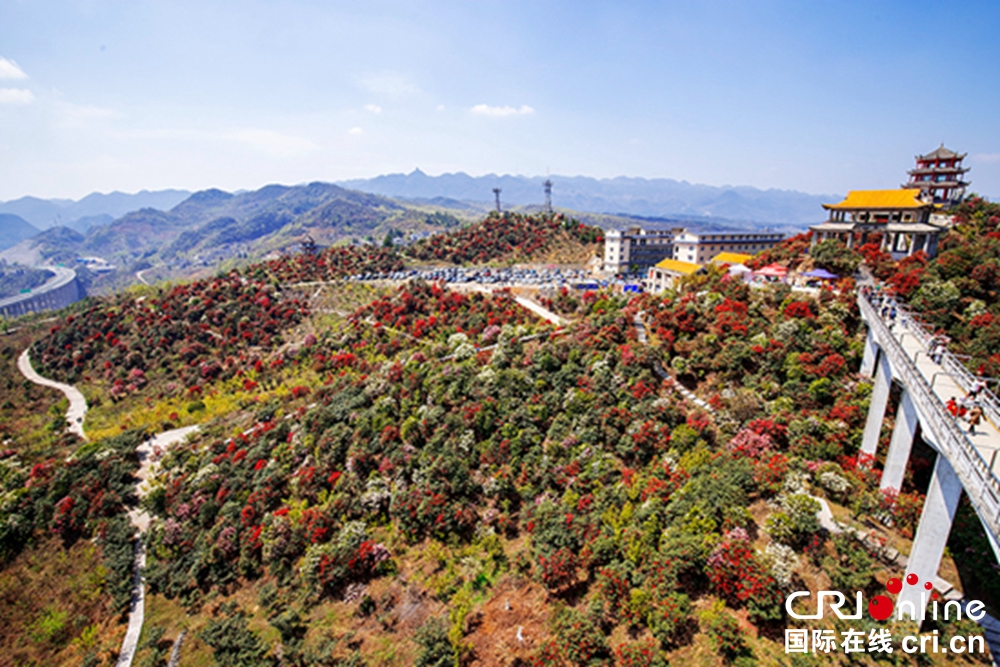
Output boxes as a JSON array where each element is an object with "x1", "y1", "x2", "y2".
[
  {"x1": 341, "y1": 169, "x2": 838, "y2": 226},
  {"x1": 0, "y1": 189, "x2": 191, "y2": 233},
  {"x1": 0, "y1": 182, "x2": 464, "y2": 276},
  {"x1": 0, "y1": 171, "x2": 840, "y2": 272}
]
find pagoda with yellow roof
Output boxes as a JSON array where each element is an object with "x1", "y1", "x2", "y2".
[{"x1": 809, "y1": 188, "x2": 942, "y2": 260}]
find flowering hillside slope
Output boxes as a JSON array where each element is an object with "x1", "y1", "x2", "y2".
[
  {"x1": 406, "y1": 212, "x2": 602, "y2": 265},
  {"x1": 1, "y1": 214, "x2": 992, "y2": 666}
]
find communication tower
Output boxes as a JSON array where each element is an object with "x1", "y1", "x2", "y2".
[{"x1": 543, "y1": 179, "x2": 553, "y2": 213}]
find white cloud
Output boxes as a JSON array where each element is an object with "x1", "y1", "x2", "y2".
[
  {"x1": 359, "y1": 72, "x2": 419, "y2": 97},
  {"x1": 364, "y1": 104, "x2": 382, "y2": 114},
  {"x1": 436, "y1": 104, "x2": 446, "y2": 111},
  {"x1": 0, "y1": 88, "x2": 34, "y2": 105},
  {"x1": 470, "y1": 104, "x2": 535, "y2": 117},
  {"x1": 972, "y1": 152, "x2": 1000, "y2": 164},
  {"x1": 228, "y1": 129, "x2": 317, "y2": 158},
  {"x1": 348, "y1": 126, "x2": 364, "y2": 135},
  {"x1": 0, "y1": 57, "x2": 28, "y2": 80},
  {"x1": 54, "y1": 101, "x2": 119, "y2": 128}
]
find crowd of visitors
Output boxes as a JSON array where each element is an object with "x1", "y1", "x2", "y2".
[{"x1": 862, "y1": 284, "x2": 992, "y2": 437}]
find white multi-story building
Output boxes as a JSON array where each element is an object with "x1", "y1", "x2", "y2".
[
  {"x1": 603, "y1": 227, "x2": 679, "y2": 274},
  {"x1": 672, "y1": 230, "x2": 783, "y2": 265}
]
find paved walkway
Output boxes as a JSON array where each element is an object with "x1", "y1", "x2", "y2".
[
  {"x1": 17, "y1": 346, "x2": 201, "y2": 666},
  {"x1": 17, "y1": 348, "x2": 87, "y2": 439},
  {"x1": 116, "y1": 425, "x2": 200, "y2": 667},
  {"x1": 887, "y1": 318, "x2": 1000, "y2": 474},
  {"x1": 457, "y1": 283, "x2": 566, "y2": 326},
  {"x1": 511, "y1": 295, "x2": 565, "y2": 326}
]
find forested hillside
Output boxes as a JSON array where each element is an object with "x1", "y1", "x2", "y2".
[{"x1": 0, "y1": 210, "x2": 993, "y2": 666}]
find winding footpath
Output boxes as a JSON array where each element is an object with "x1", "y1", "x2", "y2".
[
  {"x1": 17, "y1": 348, "x2": 88, "y2": 439},
  {"x1": 116, "y1": 425, "x2": 200, "y2": 667},
  {"x1": 16, "y1": 346, "x2": 200, "y2": 667}
]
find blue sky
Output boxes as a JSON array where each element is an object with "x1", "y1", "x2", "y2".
[{"x1": 1, "y1": 0, "x2": 999, "y2": 201}]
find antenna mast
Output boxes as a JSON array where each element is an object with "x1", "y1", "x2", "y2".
[{"x1": 493, "y1": 187, "x2": 502, "y2": 213}]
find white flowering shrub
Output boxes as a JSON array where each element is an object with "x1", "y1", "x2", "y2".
[{"x1": 765, "y1": 541, "x2": 799, "y2": 588}]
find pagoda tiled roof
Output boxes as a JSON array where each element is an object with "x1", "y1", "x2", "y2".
[
  {"x1": 916, "y1": 144, "x2": 966, "y2": 161},
  {"x1": 823, "y1": 189, "x2": 931, "y2": 211}
]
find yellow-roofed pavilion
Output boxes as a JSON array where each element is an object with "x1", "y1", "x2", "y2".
[
  {"x1": 810, "y1": 188, "x2": 943, "y2": 260},
  {"x1": 645, "y1": 257, "x2": 704, "y2": 293}
]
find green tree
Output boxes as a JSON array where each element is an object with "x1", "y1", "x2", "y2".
[{"x1": 810, "y1": 239, "x2": 861, "y2": 277}]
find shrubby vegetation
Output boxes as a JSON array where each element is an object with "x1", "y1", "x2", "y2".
[
  {"x1": 885, "y1": 197, "x2": 1000, "y2": 375},
  {"x1": 7, "y1": 204, "x2": 996, "y2": 665},
  {"x1": 406, "y1": 212, "x2": 602, "y2": 265},
  {"x1": 113, "y1": 262, "x2": 882, "y2": 664},
  {"x1": 0, "y1": 431, "x2": 144, "y2": 613}
]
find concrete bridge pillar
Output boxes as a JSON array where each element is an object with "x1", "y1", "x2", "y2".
[
  {"x1": 860, "y1": 328, "x2": 878, "y2": 378},
  {"x1": 897, "y1": 453, "x2": 963, "y2": 619},
  {"x1": 880, "y1": 389, "x2": 919, "y2": 493},
  {"x1": 861, "y1": 350, "x2": 893, "y2": 459}
]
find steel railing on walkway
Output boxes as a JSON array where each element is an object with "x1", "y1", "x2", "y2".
[{"x1": 859, "y1": 294, "x2": 1000, "y2": 540}]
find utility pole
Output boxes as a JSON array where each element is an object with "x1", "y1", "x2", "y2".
[{"x1": 493, "y1": 188, "x2": 502, "y2": 213}]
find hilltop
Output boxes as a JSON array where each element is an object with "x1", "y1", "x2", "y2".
[
  {"x1": 0, "y1": 171, "x2": 825, "y2": 277},
  {"x1": 0, "y1": 213, "x2": 40, "y2": 252}
]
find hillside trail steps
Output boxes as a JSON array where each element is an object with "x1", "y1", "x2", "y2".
[{"x1": 632, "y1": 310, "x2": 715, "y2": 414}]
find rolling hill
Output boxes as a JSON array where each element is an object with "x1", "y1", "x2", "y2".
[
  {"x1": 1, "y1": 182, "x2": 470, "y2": 280},
  {"x1": 0, "y1": 213, "x2": 40, "y2": 252}
]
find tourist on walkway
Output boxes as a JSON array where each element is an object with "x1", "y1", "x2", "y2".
[
  {"x1": 928, "y1": 337, "x2": 939, "y2": 362},
  {"x1": 968, "y1": 405, "x2": 983, "y2": 435},
  {"x1": 968, "y1": 375, "x2": 987, "y2": 401},
  {"x1": 947, "y1": 396, "x2": 959, "y2": 417}
]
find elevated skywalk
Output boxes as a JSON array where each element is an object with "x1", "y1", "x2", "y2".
[
  {"x1": 858, "y1": 292, "x2": 1000, "y2": 619},
  {"x1": 859, "y1": 293, "x2": 1000, "y2": 540}
]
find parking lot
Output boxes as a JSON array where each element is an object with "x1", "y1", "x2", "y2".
[{"x1": 347, "y1": 266, "x2": 628, "y2": 290}]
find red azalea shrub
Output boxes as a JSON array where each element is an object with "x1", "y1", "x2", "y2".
[
  {"x1": 857, "y1": 242, "x2": 895, "y2": 281},
  {"x1": 706, "y1": 530, "x2": 783, "y2": 622},
  {"x1": 614, "y1": 639, "x2": 664, "y2": 667},
  {"x1": 783, "y1": 301, "x2": 814, "y2": 320},
  {"x1": 745, "y1": 232, "x2": 811, "y2": 270},
  {"x1": 539, "y1": 547, "x2": 580, "y2": 594},
  {"x1": 754, "y1": 452, "x2": 789, "y2": 494},
  {"x1": 879, "y1": 488, "x2": 924, "y2": 539}
]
